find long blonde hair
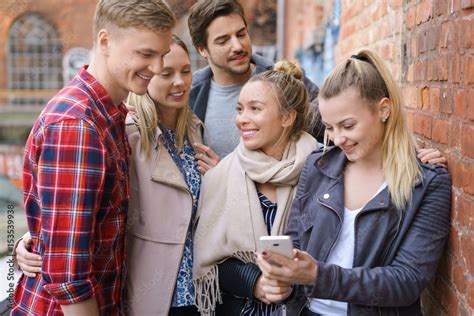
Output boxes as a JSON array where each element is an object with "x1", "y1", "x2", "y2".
[
  {"x1": 320, "y1": 49, "x2": 422, "y2": 210},
  {"x1": 127, "y1": 35, "x2": 193, "y2": 158}
]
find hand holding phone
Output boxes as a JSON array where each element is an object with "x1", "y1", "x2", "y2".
[{"x1": 259, "y1": 235, "x2": 293, "y2": 258}]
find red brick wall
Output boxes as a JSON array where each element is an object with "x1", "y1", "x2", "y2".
[
  {"x1": 336, "y1": 0, "x2": 474, "y2": 314},
  {"x1": 0, "y1": 0, "x2": 96, "y2": 91},
  {"x1": 409, "y1": 1, "x2": 474, "y2": 315}
]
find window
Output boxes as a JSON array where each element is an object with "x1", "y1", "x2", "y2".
[{"x1": 7, "y1": 13, "x2": 63, "y2": 106}]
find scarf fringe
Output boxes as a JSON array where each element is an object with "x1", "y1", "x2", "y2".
[
  {"x1": 193, "y1": 265, "x2": 221, "y2": 316},
  {"x1": 193, "y1": 251, "x2": 256, "y2": 315}
]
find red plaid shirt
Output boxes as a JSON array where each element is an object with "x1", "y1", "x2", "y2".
[{"x1": 13, "y1": 66, "x2": 129, "y2": 315}]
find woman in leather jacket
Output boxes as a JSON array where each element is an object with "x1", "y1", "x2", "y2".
[{"x1": 256, "y1": 50, "x2": 452, "y2": 316}]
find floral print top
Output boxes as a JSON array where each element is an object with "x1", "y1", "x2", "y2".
[{"x1": 161, "y1": 126, "x2": 201, "y2": 307}]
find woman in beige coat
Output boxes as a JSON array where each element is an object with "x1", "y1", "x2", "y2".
[{"x1": 124, "y1": 35, "x2": 220, "y2": 316}]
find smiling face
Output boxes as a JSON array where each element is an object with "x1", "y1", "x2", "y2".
[
  {"x1": 235, "y1": 81, "x2": 295, "y2": 159},
  {"x1": 148, "y1": 43, "x2": 192, "y2": 115},
  {"x1": 101, "y1": 26, "x2": 173, "y2": 103},
  {"x1": 198, "y1": 13, "x2": 252, "y2": 85},
  {"x1": 319, "y1": 87, "x2": 387, "y2": 164}
]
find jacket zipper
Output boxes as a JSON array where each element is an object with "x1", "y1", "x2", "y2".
[
  {"x1": 379, "y1": 209, "x2": 403, "y2": 264},
  {"x1": 318, "y1": 200, "x2": 343, "y2": 261}
]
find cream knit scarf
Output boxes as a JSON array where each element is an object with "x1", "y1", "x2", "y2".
[{"x1": 193, "y1": 132, "x2": 317, "y2": 315}]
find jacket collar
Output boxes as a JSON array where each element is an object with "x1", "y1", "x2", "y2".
[
  {"x1": 313, "y1": 146, "x2": 347, "y2": 180},
  {"x1": 314, "y1": 146, "x2": 392, "y2": 213},
  {"x1": 150, "y1": 113, "x2": 204, "y2": 191}
]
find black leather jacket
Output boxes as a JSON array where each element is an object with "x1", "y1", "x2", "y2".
[{"x1": 282, "y1": 147, "x2": 452, "y2": 316}]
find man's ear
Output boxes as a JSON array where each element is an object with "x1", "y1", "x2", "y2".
[
  {"x1": 197, "y1": 46, "x2": 209, "y2": 59},
  {"x1": 282, "y1": 110, "x2": 297, "y2": 128},
  {"x1": 97, "y1": 29, "x2": 110, "y2": 56}
]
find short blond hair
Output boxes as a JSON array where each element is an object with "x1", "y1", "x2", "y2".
[{"x1": 93, "y1": 0, "x2": 176, "y2": 42}]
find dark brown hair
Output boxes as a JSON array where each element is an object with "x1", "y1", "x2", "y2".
[{"x1": 188, "y1": 0, "x2": 247, "y2": 49}]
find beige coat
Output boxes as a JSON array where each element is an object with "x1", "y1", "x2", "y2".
[{"x1": 123, "y1": 114, "x2": 203, "y2": 315}]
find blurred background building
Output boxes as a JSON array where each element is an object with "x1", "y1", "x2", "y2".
[{"x1": 0, "y1": 0, "x2": 473, "y2": 314}]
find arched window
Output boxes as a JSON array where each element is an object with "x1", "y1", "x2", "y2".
[{"x1": 7, "y1": 13, "x2": 63, "y2": 106}]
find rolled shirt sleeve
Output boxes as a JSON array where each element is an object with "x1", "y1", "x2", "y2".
[{"x1": 36, "y1": 119, "x2": 106, "y2": 305}]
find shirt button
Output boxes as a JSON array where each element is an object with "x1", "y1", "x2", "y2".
[{"x1": 323, "y1": 193, "x2": 330, "y2": 199}]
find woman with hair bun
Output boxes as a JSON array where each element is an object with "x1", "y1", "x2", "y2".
[
  {"x1": 256, "y1": 50, "x2": 452, "y2": 316},
  {"x1": 193, "y1": 60, "x2": 318, "y2": 316}
]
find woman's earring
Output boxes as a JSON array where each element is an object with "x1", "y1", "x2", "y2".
[{"x1": 381, "y1": 115, "x2": 389, "y2": 123}]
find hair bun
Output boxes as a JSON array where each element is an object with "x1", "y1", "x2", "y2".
[{"x1": 274, "y1": 60, "x2": 304, "y2": 80}]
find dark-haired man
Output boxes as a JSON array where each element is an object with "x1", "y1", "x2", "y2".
[{"x1": 188, "y1": 0, "x2": 323, "y2": 160}]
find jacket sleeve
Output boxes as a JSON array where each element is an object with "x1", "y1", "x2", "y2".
[
  {"x1": 308, "y1": 168, "x2": 452, "y2": 307},
  {"x1": 218, "y1": 258, "x2": 262, "y2": 299}
]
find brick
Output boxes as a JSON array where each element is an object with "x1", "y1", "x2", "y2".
[
  {"x1": 466, "y1": 20, "x2": 474, "y2": 48},
  {"x1": 448, "y1": 120, "x2": 461, "y2": 148},
  {"x1": 452, "y1": 260, "x2": 468, "y2": 293},
  {"x1": 416, "y1": 0, "x2": 433, "y2": 24},
  {"x1": 447, "y1": 224, "x2": 462, "y2": 256},
  {"x1": 462, "y1": 0, "x2": 474, "y2": 9},
  {"x1": 411, "y1": 36, "x2": 418, "y2": 57},
  {"x1": 372, "y1": 0, "x2": 388, "y2": 21},
  {"x1": 430, "y1": 87, "x2": 441, "y2": 112},
  {"x1": 418, "y1": 30, "x2": 428, "y2": 53},
  {"x1": 427, "y1": 60, "x2": 436, "y2": 81},
  {"x1": 467, "y1": 284, "x2": 474, "y2": 314},
  {"x1": 421, "y1": 86, "x2": 430, "y2": 109},
  {"x1": 340, "y1": 6, "x2": 355, "y2": 23},
  {"x1": 415, "y1": 61, "x2": 427, "y2": 81},
  {"x1": 440, "y1": 21, "x2": 454, "y2": 48},
  {"x1": 390, "y1": 0, "x2": 403, "y2": 10},
  {"x1": 460, "y1": 230, "x2": 474, "y2": 275},
  {"x1": 407, "y1": 63, "x2": 415, "y2": 82},
  {"x1": 380, "y1": 42, "x2": 393, "y2": 60},
  {"x1": 469, "y1": 89, "x2": 474, "y2": 121},
  {"x1": 453, "y1": 194, "x2": 471, "y2": 229},
  {"x1": 414, "y1": 112, "x2": 432, "y2": 138},
  {"x1": 440, "y1": 280, "x2": 460, "y2": 315},
  {"x1": 462, "y1": 160, "x2": 474, "y2": 194},
  {"x1": 461, "y1": 124, "x2": 474, "y2": 158},
  {"x1": 434, "y1": 0, "x2": 449, "y2": 15},
  {"x1": 427, "y1": 27, "x2": 439, "y2": 51},
  {"x1": 407, "y1": 5, "x2": 417, "y2": 29},
  {"x1": 439, "y1": 56, "x2": 449, "y2": 81},
  {"x1": 457, "y1": 19, "x2": 474, "y2": 49},
  {"x1": 450, "y1": 54, "x2": 462, "y2": 83},
  {"x1": 464, "y1": 56, "x2": 474, "y2": 84},
  {"x1": 440, "y1": 89, "x2": 453, "y2": 114},
  {"x1": 454, "y1": 90, "x2": 467, "y2": 117},
  {"x1": 471, "y1": 200, "x2": 474, "y2": 229},
  {"x1": 432, "y1": 118, "x2": 449, "y2": 144},
  {"x1": 452, "y1": 0, "x2": 462, "y2": 11}
]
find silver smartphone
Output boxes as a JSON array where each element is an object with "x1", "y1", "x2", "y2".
[{"x1": 259, "y1": 235, "x2": 293, "y2": 258}]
